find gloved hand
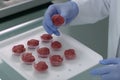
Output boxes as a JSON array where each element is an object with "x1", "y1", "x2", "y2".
[
  {"x1": 43, "y1": 1, "x2": 79, "y2": 36},
  {"x1": 90, "y1": 58, "x2": 120, "y2": 80}
]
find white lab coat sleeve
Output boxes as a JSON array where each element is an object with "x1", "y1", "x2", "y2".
[{"x1": 69, "y1": 0, "x2": 110, "y2": 25}]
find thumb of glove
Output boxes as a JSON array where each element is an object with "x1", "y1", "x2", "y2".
[
  {"x1": 60, "y1": 1, "x2": 79, "y2": 24},
  {"x1": 100, "y1": 58, "x2": 120, "y2": 65}
]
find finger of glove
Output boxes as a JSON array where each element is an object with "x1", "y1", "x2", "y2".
[
  {"x1": 101, "y1": 74, "x2": 112, "y2": 80},
  {"x1": 102, "y1": 73, "x2": 120, "y2": 80},
  {"x1": 45, "y1": 20, "x2": 60, "y2": 36},
  {"x1": 60, "y1": 10, "x2": 70, "y2": 24},
  {"x1": 90, "y1": 66, "x2": 112, "y2": 75},
  {"x1": 43, "y1": 18, "x2": 60, "y2": 36},
  {"x1": 100, "y1": 58, "x2": 120, "y2": 65},
  {"x1": 44, "y1": 14, "x2": 58, "y2": 31},
  {"x1": 43, "y1": 23, "x2": 60, "y2": 36},
  {"x1": 46, "y1": 5, "x2": 58, "y2": 16},
  {"x1": 43, "y1": 21, "x2": 53, "y2": 34},
  {"x1": 45, "y1": 5, "x2": 59, "y2": 31},
  {"x1": 53, "y1": 30, "x2": 60, "y2": 36}
]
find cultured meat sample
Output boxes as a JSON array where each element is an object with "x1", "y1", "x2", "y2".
[
  {"x1": 52, "y1": 14, "x2": 64, "y2": 26},
  {"x1": 12, "y1": 44, "x2": 26, "y2": 56}
]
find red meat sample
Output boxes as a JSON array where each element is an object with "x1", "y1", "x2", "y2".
[
  {"x1": 64, "y1": 49, "x2": 76, "y2": 60},
  {"x1": 51, "y1": 41, "x2": 62, "y2": 50},
  {"x1": 12, "y1": 44, "x2": 26, "y2": 56},
  {"x1": 40, "y1": 34, "x2": 53, "y2": 42},
  {"x1": 52, "y1": 14, "x2": 64, "y2": 26},
  {"x1": 37, "y1": 47, "x2": 50, "y2": 58},
  {"x1": 27, "y1": 39, "x2": 39, "y2": 49},
  {"x1": 49, "y1": 55, "x2": 63, "y2": 66},
  {"x1": 21, "y1": 53, "x2": 35, "y2": 65},
  {"x1": 34, "y1": 61, "x2": 48, "y2": 72}
]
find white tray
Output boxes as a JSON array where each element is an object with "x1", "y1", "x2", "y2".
[{"x1": 0, "y1": 27, "x2": 103, "y2": 80}]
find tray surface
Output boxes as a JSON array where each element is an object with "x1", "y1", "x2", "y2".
[{"x1": 0, "y1": 27, "x2": 103, "y2": 80}]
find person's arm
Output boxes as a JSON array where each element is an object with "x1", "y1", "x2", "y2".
[
  {"x1": 42, "y1": 0, "x2": 110, "y2": 36},
  {"x1": 70, "y1": 0, "x2": 110, "y2": 25}
]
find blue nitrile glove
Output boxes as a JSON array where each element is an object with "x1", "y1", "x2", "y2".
[
  {"x1": 90, "y1": 58, "x2": 120, "y2": 80},
  {"x1": 43, "y1": 1, "x2": 79, "y2": 36}
]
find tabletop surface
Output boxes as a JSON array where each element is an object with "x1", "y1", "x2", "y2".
[{"x1": 0, "y1": 1, "x2": 107, "y2": 80}]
